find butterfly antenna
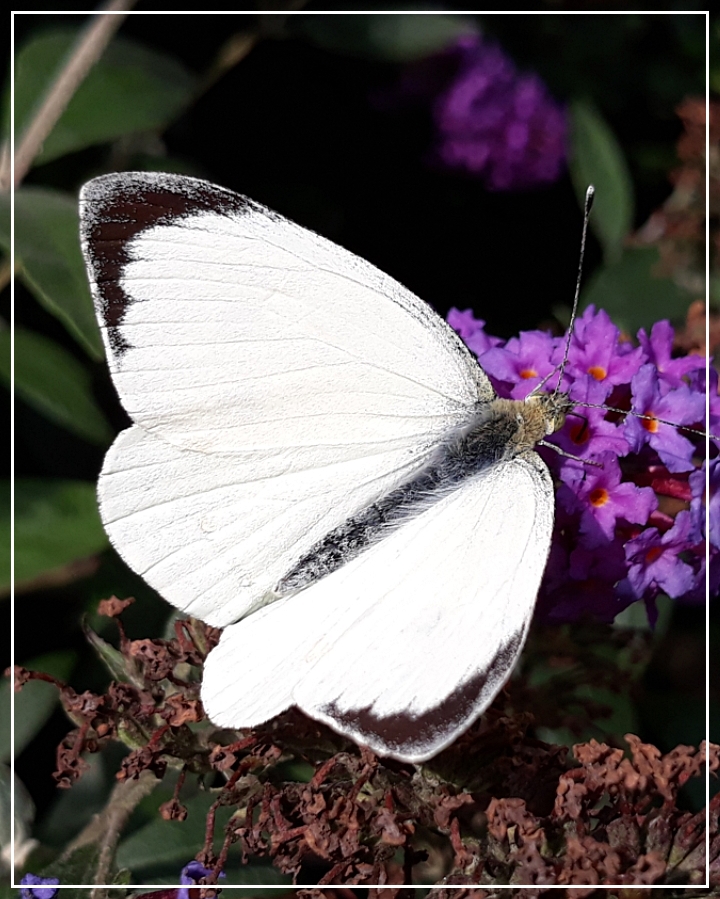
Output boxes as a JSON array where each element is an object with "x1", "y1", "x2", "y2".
[
  {"x1": 531, "y1": 185, "x2": 595, "y2": 399},
  {"x1": 551, "y1": 185, "x2": 595, "y2": 397},
  {"x1": 579, "y1": 401, "x2": 716, "y2": 440}
]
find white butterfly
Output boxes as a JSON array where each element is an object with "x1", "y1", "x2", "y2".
[{"x1": 80, "y1": 172, "x2": 572, "y2": 764}]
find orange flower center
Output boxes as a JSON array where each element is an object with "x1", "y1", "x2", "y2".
[
  {"x1": 645, "y1": 546, "x2": 663, "y2": 564},
  {"x1": 520, "y1": 368, "x2": 538, "y2": 380},
  {"x1": 642, "y1": 415, "x2": 659, "y2": 433},
  {"x1": 588, "y1": 365, "x2": 607, "y2": 381},
  {"x1": 589, "y1": 487, "x2": 609, "y2": 507}
]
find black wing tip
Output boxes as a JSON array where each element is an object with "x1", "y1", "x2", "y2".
[
  {"x1": 80, "y1": 172, "x2": 258, "y2": 359},
  {"x1": 320, "y1": 628, "x2": 527, "y2": 764},
  {"x1": 81, "y1": 170, "x2": 230, "y2": 200},
  {"x1": 80, "y1": 171, "x2": 253, "y2": 232}
]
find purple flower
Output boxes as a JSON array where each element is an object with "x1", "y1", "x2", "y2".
[
  {"x1": 690, "y1": 458, "x2": 720, "y2": 595},
  {"x1": 539, "y1": 539, "x2": 630, "y2": 623},
  {"x1": 558, "y1": 305, "x2": 645, "y2": 399},
  {"x1": 548, "y1": 377, "x2": 630, "y2": 470},
  {"x1": 557, "y1": 452, "x2": 657, "y2": 549},
  {"x1": 687, "y1": 364, "x2": 719, "y2": 447},
  {"x1": 434, "y1": 35, "x2": 567, "y2": 190},
  {"x1": 20, "y1": 875, "x2": 59, "y2": 899},
  {"x1": 179, "y1": 860, "x2": 222, "y2": 899},
  {"x1": 623, "y1": 511, "x2": 700, "y2": 600},
  {"x1": 690, "y1": 458, "x2": 718, "y2": 546},
  {"x1": 479, "y1": 330, "x2": 561, "y2": 399},
  {"x1": 707, "y1": 459, "x2": 720, "y2": 552},
  {"x1": 130, "y1": 861, "x2": 225, "y2": 899},
  {"x1": 626, "y1": 364, "x2": 705, "y2": 473}
]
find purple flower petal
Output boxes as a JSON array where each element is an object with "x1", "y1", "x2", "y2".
[
  {"x1": 478, "y1": 330, "x2": 559, "y2": 399},
  {"x1": 178, "y1": 860, "x2": 224, "y2": 899},
  {"x1": 638, "y1": 320, "x2": 706, "y2": 387},
  {"x1": 447, "y1": 307, "x2": 502, "y2": 356},
  {"x1": 558, "y1": 452, "x2": 657, "y2": 548},
  {"x1": 549, "y1": 379, "x2": 630, "y2": 467}
]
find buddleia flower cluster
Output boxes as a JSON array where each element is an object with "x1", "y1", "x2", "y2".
[
  {"x1": 432, "y1": 34, "x2": 568, "y2": 190},
  {"x1": 378, "y1": 32, "x2": 568, "y2": 191},
  {"x1": 448, "y1": 305, "x2": 715, "y2": 623}
]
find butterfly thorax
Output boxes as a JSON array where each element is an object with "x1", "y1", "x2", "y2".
[
  {"x1": 443, "y1": 393, "x2": 569, "y2": 474},
  {"x1": 274, "y1": 392, "x2": 571, "y2": 598}
]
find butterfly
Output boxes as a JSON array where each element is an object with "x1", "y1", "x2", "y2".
[{"x1": 80, "y1": 171, "x2": 577, "y2": 764}]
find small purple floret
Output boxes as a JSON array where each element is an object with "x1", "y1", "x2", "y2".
[
  {"x1": 626, "y1": 364, "x2": 705, "y2": 473},
  {"x1": 20, "y1": 875, "x2": 60, "y2": 899},
  {"x1": 178, "y1": 860, "x2": 224, "y2": 899}
]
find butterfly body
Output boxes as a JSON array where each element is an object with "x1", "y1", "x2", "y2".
[
  {"x1": 277, "y1": 393, "x2": 569, "y2": 596},
  {"x1": 80, "y1": 172, "x2": 568, "y2": 763}
]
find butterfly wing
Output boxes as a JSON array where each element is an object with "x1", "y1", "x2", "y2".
[
  {"x1": 201, "y1": 451, "x2": 554, "y2": 762},
  {"x1": 81, "y1": 172, "x2": 492, "y2": 625}
]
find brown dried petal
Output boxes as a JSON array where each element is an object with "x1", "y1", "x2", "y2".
[
  {"x1": 372, "y1": 807, "x2": 406, "y2": 847},
  {"x1": 433, "y1": 792, "x2": 474, "y2": 830},
  {"x1": 622, "y1": 850, "x2": 667, "y2": 885},
  {"x1": 97, "y1": 596, "x2": 135, "y2": 617},
  {"x1": 128, "y1": 639, "x2": 178, "y2": 681},
  {"x1": 160, "y1": 693, "x2": 203, "y2": 726},
  {"x1": 159, "y1": 798, "x2": 188, "y2": 821}
]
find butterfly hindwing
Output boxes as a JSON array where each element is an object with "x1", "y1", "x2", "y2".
[
  {"x1": 98, "y1": 423, "x2": 456, "y2": 626},
  {"x1": 201, "y1": 451, "x2": 554, "y2": 762}
]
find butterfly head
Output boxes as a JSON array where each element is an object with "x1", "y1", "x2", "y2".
[{"x1": 525, "y1": 392, "x2": 574, "y2": 437}]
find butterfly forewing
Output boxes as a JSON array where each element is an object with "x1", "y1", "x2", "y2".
[{"x1": 81, "y1": 173, "x2": 492, "y2": 459}]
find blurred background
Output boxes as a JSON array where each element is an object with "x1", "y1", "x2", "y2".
[{"x1": 3, "y1": 10, "x2": 715, "y2": 889}]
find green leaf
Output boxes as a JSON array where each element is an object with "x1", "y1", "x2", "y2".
[
  {"x1": 1, "y1": 187, "x2": 103, "y2": 359},
  {"x1": 14, "y1": 478, "x2": 108, "y2": 589},
  {"x1": 613, "y1": 593, "x2": 674, "y2": 639},
  {"x1": 116, "y1": 787, "x2": 291, "y2": 889},
  {"x1": 576, "y1": 684, "x2": 640, "y2": 740},
  {"x1": 2, "y1": 328, "x2": 112, "y2": 444},
  {"x1": 569, "y1": 99, "x2": 634, "y2": 264},
  {"x1": 0, "y1": 650, "x2": 76, "y2": 763},
  {"x1": 296, "y1": 12, "x2": 475, "y2": 61},
  {"x1": 581, "y1": 246, "x2": 688, "y2": 334},
  {"x1": 116, "y1": 792, "x2": 233, "y2": 873},
  {"x1": 12, "y1": 29, "x2": 198, "y2": 166},
  {"x1": 82, "y1": 619, "x2": 137, "y2": 685},
  {"x1": 33, "y1": 843, "x2": 105, "y2": 897}
]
